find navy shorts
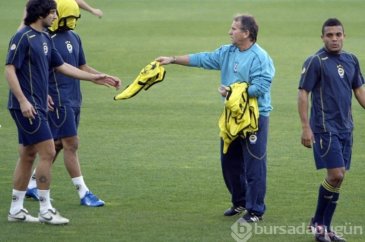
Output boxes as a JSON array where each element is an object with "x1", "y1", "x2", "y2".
[
  {"x1": 313, "y1": 132, "x2": 352, "y2": 170},
  {"x1": 10, "y1": 109, "x2": 53, "y2": 146},
  {"x1": 48, "y1": 106, "x2": 80, "y2": 139}
]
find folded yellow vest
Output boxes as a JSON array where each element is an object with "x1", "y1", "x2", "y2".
[
  {"x1": 114, "y1": 61, "x2": 166, "y2": 100},
  {"x1": 219, "y1": 82, "x2": 259, "y2": 154}
]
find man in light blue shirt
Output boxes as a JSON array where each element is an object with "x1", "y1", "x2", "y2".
[{"x1": 156, "y1": 14, "x2": 275, "y2": 222}]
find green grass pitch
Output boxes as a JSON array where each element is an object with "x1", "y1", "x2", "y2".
[{"x1": 0, "y1": 0, "x2": 364, "y2": 241}]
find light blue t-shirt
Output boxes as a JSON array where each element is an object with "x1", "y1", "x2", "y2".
[{"x1": 189, "y1": 43, "x2": 275, "y2": 116}]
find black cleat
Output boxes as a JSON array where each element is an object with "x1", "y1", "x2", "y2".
[{"x1": 223, "y1": 206, "x2": 246, "y2": 216}]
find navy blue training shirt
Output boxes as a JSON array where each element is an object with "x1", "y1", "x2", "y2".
[
  {"x1": 49, "y1": 30, "x2": 86, "y2": 108},
  {"x1": 299, "y1": 48, "x2": 365, "y2": 133},
  {"x1": 6, "y1": 26, "x2": 64, "y2": 112}
]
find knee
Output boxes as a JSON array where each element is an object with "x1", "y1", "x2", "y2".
[
  {"x1": 63, "y1": 137, "x2": 79, "y2": 153},
  {"x1": 46, "y1": 147, "x2": 57, "y2": 161},
  {"x1": 26, "y1": 150, "x2": 37, "y2": 161},
  {"x1": 327, "y1": 169, "x2": 345, "y2": 186},
  {"x1": 20, "y1": 146, "x2": 37, "y2": 162}
]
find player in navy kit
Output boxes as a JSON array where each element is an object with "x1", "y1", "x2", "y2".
[
  {"x1": 26, "y1": 0, "x2": 113, "y2": 207},
  {"x1": 298, "y1": 18, "x2": 365, "y2": 242},
  {"x1": 6, "y1": 0, "x2": 119, "y2": 224},
  {"x1": 25, "y1": 0, "x2": 116, "y2": 207}
]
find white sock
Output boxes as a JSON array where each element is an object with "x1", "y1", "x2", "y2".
[
  {"x1": 27, "y1": 169, "x2": 37, "y2": 189},
  {"x1": 38, "y1": 190, "x2": 53, "y2": 213},
  {"x1": 72, "y1": 176, "x2": 89, "y2": 198},
  {"x1": 9, "y1": 189, "x2": 26, "y2": 214}
]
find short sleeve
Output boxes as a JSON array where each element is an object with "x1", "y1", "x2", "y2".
[
  {"x1": 76, "y1": 34, "x2": 86, "y2": 66},
  {"x1": 350, "y1": 54, "x2": 365, "y2": 89},
  {"x1": 50, "y1": 40, "x2": 64, "y2": 68},
  {"x1": 298, "y1": 55, "x2": 321, "y2": 92},
  {"x1": 5, "y1": 33, "x2": 28, "y2": 69}
]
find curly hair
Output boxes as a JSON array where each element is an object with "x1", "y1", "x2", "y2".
[{"x1": 24, "y1": 0, "x2": 57, "y2": 26}]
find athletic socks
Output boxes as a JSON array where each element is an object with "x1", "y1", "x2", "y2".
[
  {"x1": 9, "y1": 189, "x2": 26, "y2": 214},
  {"x1": 38, "y1": 189, "x2": 53, "y2": 213},
  {"x1": 313, "y1": 179, "x2": 339, "y2": 225},
  {"x1": 72, "y1": 176, "x2": 89, "y2": 198},
  {"x1": 324, "y1": 191, "x2": 340, "y2": 231}
]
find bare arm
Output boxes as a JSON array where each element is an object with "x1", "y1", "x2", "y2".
[
  {"x1": 75, "y1": 0, "x2": 103, "y2": 18},
  {"x1": 155, "y1": 55, "x2": 190, "y2": 66},
  {"x1": 298, "y1": 88, "x2": 314, "y2": 148},
  {"x1": 354, "y1": 85, "x2": 365, "y2": 108},
  {"x1": 79, "y1": 64, "x2": 121, "y2": 89},
  {"x1": 55, "y1": 63, "x2": 120, "y2": 88},
  {"x1": 79, "y1": 64, "x2": 101, "y2": 74},
  {"x1": 5, "y1": 65, "x2": 36, "y2": 118}
]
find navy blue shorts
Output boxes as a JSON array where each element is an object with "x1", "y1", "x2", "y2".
[
  {"x1": 10, "y1": 109, "x2": 53, "y2": 146},
  {"x1": 48, "y1": 106, "x2": 80, "y2": 139},
  {"x1": 313, "y1": 132, "x2": 352, "y2": 170}
]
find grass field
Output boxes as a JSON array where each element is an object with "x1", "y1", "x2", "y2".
[{"x1": 1, "y1": 0, "x2": 365, "y2": 241}]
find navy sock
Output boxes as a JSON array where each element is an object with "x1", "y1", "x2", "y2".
[
  {"x1": 313, "y1": 180, "x2": 336, "y2": 225},
  {"x1": 324, "y1": 191, "x2": 340, "y2": 232}
]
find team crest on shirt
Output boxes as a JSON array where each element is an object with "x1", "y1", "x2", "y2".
[
  {"x1": 43, "y1": 42, "x2": 48, "y2": 55},
  {"x1": 66, "y1": 41, "x2": 73, "y2": 54},
  {"x1": 233, "y1": 62, "x2": 238, "y2": 73},
  {"x1": 10, "y1": 43, "x2": 17, "y2": 51},
  {"x1": 337, "y1": 64, "x2": 344, "y2": 78}
]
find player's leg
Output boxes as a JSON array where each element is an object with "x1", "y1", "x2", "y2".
[
  {"x1": 241, "y1": 116, "x2": 268, "y2": 223},
  {"x1": 311, "y1": 132, "x2": 349, "y2": 242},
  {"x1": 62, "y1": 135, "x2": 104, "y2": 207},
  {"x1": 220, "y1": 137, "x2": 246, "y2": 216},
  {"x1": 35, "y1": 138, "x2": 69, "y2": 225},
  {"x1": 13, "y1": 145, "x2": 37, "y2": 191},
  {"x1": 25, "y1": 140, "x2": 62, "y2": 201},
  {"x1": 323, "y1": 133, "x2": 351, "y2": 242},
  {"x1": 25, "y1": 110, "x2": 69, "y2": 225},
  {"x1": 8, "y1": 144, "x2": 39, "y2": 222},
  {"x1": 322, "y1": 167, "x2": 345, "y2": 242},
  {"x1": 34, "y1": 138, "x2": 55, "y2": 192},
  {"x1": 51, "y1": 106, "x2": 104, "y2": 206},
  {"x1": 8, "y1": 109, "x2": 53, "y2": 222}
]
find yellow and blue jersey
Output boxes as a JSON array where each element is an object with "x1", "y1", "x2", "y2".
[
  {"x1": 299, "y1": 48, "x2": 365, "y2": 133},
  {"x1": 6, "y1": 26, "x2": 64, "y2": 112},
  {"x1": 188, "y1": 43, "x2": 275, "y2": 116}
]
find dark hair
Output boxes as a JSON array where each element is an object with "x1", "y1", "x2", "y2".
[
  {"x1": 234, "y1": 14, "x2": 259, "y2": 42},
  {"x1": 24, "y1": 0, "x2": 57, "y2": 26},
  {"x1": 321, "y1": 18, "x2": 344, "y2": 35}
]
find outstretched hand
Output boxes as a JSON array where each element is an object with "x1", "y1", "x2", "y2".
[
  {"x1": 155, "y1": 56, "x2": 174, "y2": 65},
  {"x1": 92, "y1": 74, "x2": 121, "y2": 89}
]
